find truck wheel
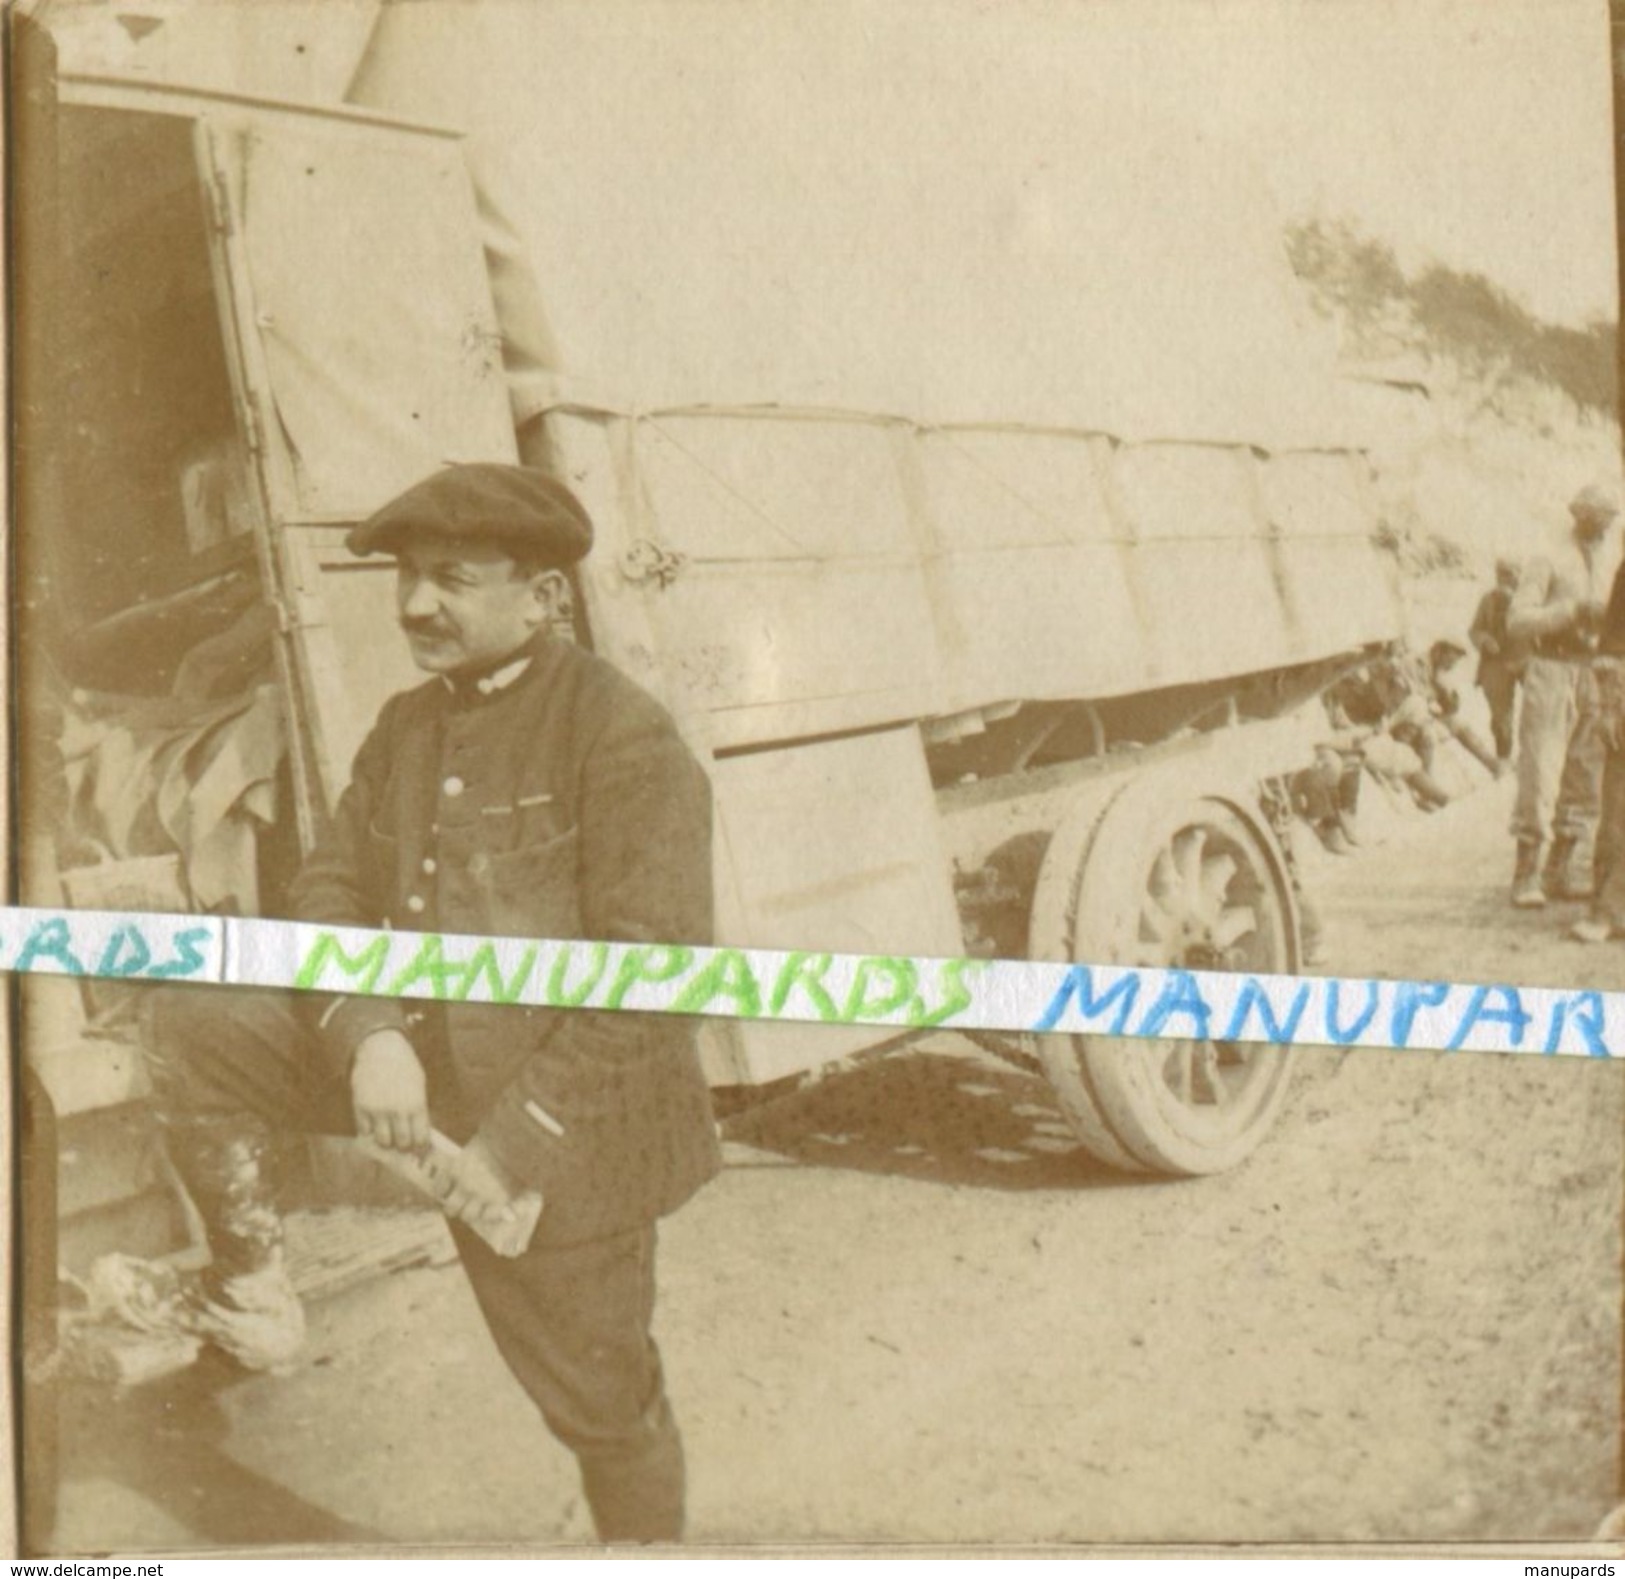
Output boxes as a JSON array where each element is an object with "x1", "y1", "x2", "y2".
[{"x1": 1030, "y1": 776, "x2": 1300, "y2": 1175}]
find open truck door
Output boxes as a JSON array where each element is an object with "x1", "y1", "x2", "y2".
[{"x1": 185, "y1": 94, "x2": 519, "y2": 837}]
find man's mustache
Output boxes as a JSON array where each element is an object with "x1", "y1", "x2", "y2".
[{"x1": 402, "y1": 619, "x2": 455, "y2": 640}]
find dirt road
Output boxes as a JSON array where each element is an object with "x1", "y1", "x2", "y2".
[{"x1": 45, "y1": 780, "x2": 1622, "y2": 1551}]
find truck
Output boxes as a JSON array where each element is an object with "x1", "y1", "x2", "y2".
[{"x1": 15, "y1": 31, "x2": 1408, "y2": 1310}]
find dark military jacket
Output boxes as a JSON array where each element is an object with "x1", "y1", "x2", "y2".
[
  {"x1": 1469, "y1": 585, "x2": 1530, "y2": 681},
  {"x1": 288, "y1": 632, "x2": 721, "y2": 1246}
]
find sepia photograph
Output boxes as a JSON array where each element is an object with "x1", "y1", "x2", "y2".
[{"x1": 8, "y1": 0, "x2": 1624, "y2": 1554}]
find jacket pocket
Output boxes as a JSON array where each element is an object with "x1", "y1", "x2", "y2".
[
  {"x1": 365, "y1": 825, "x2": 400, "y2": 918},
  {"x1": 471, "y1": 826, "x2": 581, "y2": 938}
]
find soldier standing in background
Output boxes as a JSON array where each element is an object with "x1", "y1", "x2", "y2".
[
  {"x1": 1505, "y1": 484, "x2": 1619, "y2": 908},
  {"x1": 1469, "y1": 556, "x2": 1526, "y2": 765},
  {"x1": 1570, "y1": 550, "x2": 1625, "y2": 942}
]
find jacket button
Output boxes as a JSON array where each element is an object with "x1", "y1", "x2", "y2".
[
  {"x1": 421, "y1": 857, "x2": 437, "y2": 875},
  {"x1": 406, "y1": 895, "x2": 426, "y2": 914},
  {"x1": 443, "y1": 776, "x2": 466, "y2": 797},
  {"x1": 469, "y1": 853, "x2": 490, "y2": 876}
]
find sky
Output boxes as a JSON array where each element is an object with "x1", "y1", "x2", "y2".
[
  {"x1": 447, "y1": 0, "x2": 1621, "y2": 413},
  {"x1": 1142, "y1": 0, "x2": 1619, "y2": 324}
]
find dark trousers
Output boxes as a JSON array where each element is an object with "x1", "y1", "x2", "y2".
[
  {"x1": 1592, "y1": 746, "x2": 1625, "y2": 928},
  {"x1": 1479, "y1": 664, "x2": 1519, "y2": 761},
  {"x1": 143, "y1": 986, "x2": 685, "y2": 1543}
]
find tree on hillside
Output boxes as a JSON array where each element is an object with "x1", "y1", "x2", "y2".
[{"x1": 1285, "y1": 216, "x2": 1618, "y2": 421}]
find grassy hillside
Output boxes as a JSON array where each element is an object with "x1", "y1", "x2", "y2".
[
  {"x1": 1287, "y1": 217, "x2": 1617, "y2": 421},
  {"x1": 1285, "y1": 215, "x2": 1621, "y2": 594}
]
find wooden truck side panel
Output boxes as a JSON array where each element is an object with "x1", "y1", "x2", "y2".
[{"x1": 555, "y1": 404, "x2": 1403, "y2": 752}]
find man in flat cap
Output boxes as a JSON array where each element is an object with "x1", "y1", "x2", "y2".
[
  {"x1": 1505, "y1": 482, "x2": 1621, "y2": 906},
  {"x1": 146, "y1": 464, "x2": 720, "y2": 1543}
]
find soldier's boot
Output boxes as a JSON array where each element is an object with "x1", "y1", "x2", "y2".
[
  {"x1": 162, "y1": 1116, "x2": 306, "y2": 1372},
  {"x1": 1569, "y1": 915, "x2": 1618, "y2": 944},
  {"x1": 1511, "y1": 839, "x2": 1547, "y2": 908},
  {"x1": 1543, "y1": 835, "x2": 1595, "y2": 902}
]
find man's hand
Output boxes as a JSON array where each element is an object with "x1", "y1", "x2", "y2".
[
  {"x1": 351, "y1": 1029, "x2": 430, "y2": 1152},
  {"x1": 426, "y1": 1134, "x2": 529, "y2": 1231},
  {"x1": 1479, "y1": 636, "x2": 1500, "y2": 658}
]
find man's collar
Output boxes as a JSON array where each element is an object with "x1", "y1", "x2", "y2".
[{"x1": 441, "y1": 638, "x2": 544, "y2": 705}]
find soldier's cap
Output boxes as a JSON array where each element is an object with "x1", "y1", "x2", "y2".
[
  {"x1": 1569, "y1": 482, "x2": 1620, "y2": 522},
  {"x1": 347, "y1": 463, "x2": 593, "y2": 565}
]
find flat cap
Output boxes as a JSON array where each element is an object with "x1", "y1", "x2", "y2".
[
  {"x1": 348, "y1": 463, "x2": 593, "y2": 564},
  {"x1": 1570, "y1": 482, "x2": 1620, "y2": 521}
]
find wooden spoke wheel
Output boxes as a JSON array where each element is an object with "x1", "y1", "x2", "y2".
[{"x1": 1029, "y1": 774, "x2": 1301, "y2": 1175}]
